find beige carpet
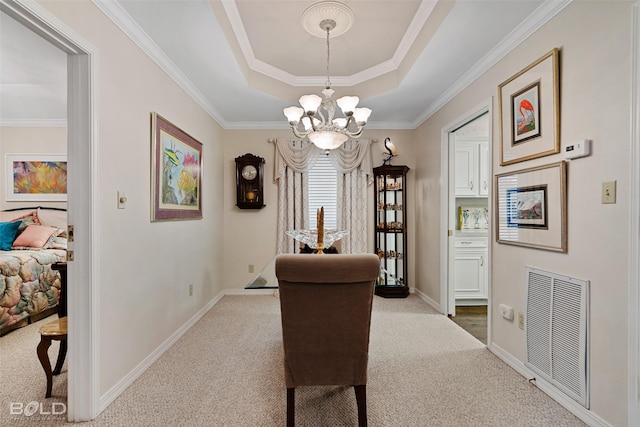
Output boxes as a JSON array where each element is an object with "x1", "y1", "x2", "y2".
[{"x1": 1, "y1": 295, "x2": 585, "y2": 426}]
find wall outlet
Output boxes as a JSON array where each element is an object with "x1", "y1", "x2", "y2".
[
  {"x1": 518, "y1": 312, "x2": 525, "y2": 330},
  {"x1": 248, "y1": 264, "x2": 254, "y2": 273},
  {"x1": 188, "y1": 284, "x2": 193, "y2": 296},
  {"x1": 499, "y1": 303, "x2": 514, "y2": 321}
]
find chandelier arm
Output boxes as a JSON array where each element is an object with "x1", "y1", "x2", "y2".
[
  {"x1": 290, "y1": 126, "x2": 311, "y2": 139},
  {"x1": 346, "y1": 126, "x2": 365, "y2": 138},
  {"x1": 343, "y1": 115, "x2": 354, "y2": 130},
  {"x1": 307, "y1": 113, "x2": 319, "y2": 131},
  {"x1": 314, "y1": 109, "x2": 328, "y2": 129}
]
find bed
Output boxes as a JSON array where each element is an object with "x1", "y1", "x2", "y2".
[{"x1": 0, "y1": 207, "x2": 67, "y2": 335}]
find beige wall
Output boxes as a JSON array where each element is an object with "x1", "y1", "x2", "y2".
[
  {"x1": 37, "y1": 0, "x2": 225, "y2": 396},
  {"x1": 24, "y1": 0, "x2": 634, "y2": 425},
  {"x1": 0, "y1": 126, "x2": 67, "y2": 210},
  {"x1": 414, "y1": 1, "x2": 633, "y2": 425},
  {"x1": 221, "y1": 129, "x2": 417, "y2": 290}
]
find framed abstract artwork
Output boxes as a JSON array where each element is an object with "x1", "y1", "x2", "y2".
[
  {"x1": 151, "y1": 112, "x2": 203, "y2": 221},
  {"x1": 5, "y1": 154, "x2": 67, "y2": 201},
  {"x1": 495, "y1": 161, "x2": 567, "y2": 252},
  {"x1": 499, "y1": 48, "x2": 560, "y2": 165}
]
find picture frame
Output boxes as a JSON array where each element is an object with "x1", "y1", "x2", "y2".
[
  {"x1": 151, "y1": 112, "x2": 203, "y2": 221},
  {"x1": 5, "y1": 154, "x2": 67, "y2": 201},
  {"x1": 499, "y1": 48, "x2": 560, "y2": 166},
  {"x1": 458, "y1": 206, "x2": 489, "y2": 230},
  {"x1": 495, "y1": 161, "x2": 567, "y2": 252}
]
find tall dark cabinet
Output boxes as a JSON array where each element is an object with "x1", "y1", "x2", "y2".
[{"x1": 374, "y1": 164, "x2": 409, "y2": 298}]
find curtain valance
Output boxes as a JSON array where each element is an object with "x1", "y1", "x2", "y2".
[{"x1": 274, "y1": 138, "x2": 374, "y2": 183}]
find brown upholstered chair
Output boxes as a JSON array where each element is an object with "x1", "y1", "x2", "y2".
[{"x1": 275, "y1": 254, "x2": 380, "y2": 427}]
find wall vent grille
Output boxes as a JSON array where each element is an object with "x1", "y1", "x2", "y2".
[{"x1": 525, "y1": 266, "x2": 589, "y2": 408}]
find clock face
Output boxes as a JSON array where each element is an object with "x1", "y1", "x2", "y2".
[{"x1": 241, "y1": 165, "x2": 257, "y2": 181}]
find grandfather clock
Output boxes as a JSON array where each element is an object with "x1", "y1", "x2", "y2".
[{"x1": 235, "y1": 153, "x2": 265, "y2": 209}]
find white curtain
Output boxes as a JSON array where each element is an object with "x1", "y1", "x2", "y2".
[{"x1": 274, "y1": 138, "x2": 373, "y2": 254}]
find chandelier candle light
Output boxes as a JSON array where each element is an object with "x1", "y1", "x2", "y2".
[{"x1": 283, "y1": 1, "x2": 372, "y2": 150}]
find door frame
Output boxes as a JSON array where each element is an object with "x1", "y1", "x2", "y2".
[
  {"x1": 1, "y1": 0, "x2": 99, "y2": 420},
  {"x1": 439, "y1": 99, "x2": 492, "y2": 323},
  {"x1": 628, "y1": 2, "x2": 640, "y2": 425}
]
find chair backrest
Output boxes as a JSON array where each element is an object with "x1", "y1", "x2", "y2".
[{"x1": 276, "y1": 254, "x2": 380, "y2": 388}]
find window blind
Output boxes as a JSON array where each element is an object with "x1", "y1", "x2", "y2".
[{"x1": 308, "y1": 155, "x2": 338, "y2": 230}]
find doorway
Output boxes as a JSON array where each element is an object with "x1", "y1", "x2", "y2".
[
  {"x1": 440, "y1": 103, "x2": 491, "y2": 345},
  {"x1": 0, "y1": 0, "x2": 97, "y2": 420}
]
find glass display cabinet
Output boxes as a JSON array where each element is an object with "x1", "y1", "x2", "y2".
[{"x1": 374, "y1": 164, "x2": 409, "y2": 298}]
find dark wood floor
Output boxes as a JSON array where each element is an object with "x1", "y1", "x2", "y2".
[{"x1": 449, "y1": 305, "x2": 487, "y2": 344}]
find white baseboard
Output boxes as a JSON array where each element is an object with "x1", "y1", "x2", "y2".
[
  {"x1": 98, "y1": 289, "x2": 279, "y2": 412},
  {"x1": 489, "y1": 344, "x2": 610, "y2": 427},
  {"x1": 225, "y1": 288, "x2": 278, "y2": 296},
  {"x1": 98, "y1": 291, "x2": 225, "y2": 412},
  {"x1": 413, "y1": 288, "x2": 442, "y2": 313},
  {"x1": 454, "y1": 298, "x2": 488, "y2": 306}
]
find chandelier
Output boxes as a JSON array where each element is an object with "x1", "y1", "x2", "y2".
[{"x1": 283, "y1": 2, "x2": 372, "y2": 150}]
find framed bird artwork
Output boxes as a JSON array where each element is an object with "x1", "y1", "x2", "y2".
[{"x1": 498, "y1": 48, "x2": 560, "y2": 166}]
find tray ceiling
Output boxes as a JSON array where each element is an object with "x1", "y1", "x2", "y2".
[{"x1": 1, "y1": 1, "x2": 568, "y2": 129}]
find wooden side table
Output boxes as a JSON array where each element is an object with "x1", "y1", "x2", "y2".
[
  {"x1": 37, "y1": 262, "x2": 68, "y2": 397},
  {"x1": 37, "y1": 317, "x2": 67, "y2": 397}
]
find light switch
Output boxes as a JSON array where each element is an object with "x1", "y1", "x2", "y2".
[
  {"x1": 601, "y1": 181, "x2": 616, "y2": 204},
  {"x1": 117, "y1": 191, "x2": 127, "y2": 209}
]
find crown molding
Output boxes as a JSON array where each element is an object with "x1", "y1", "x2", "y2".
[
  {"x1": 92, "y1": 0, "x2": 231, "y2": 128},
  {"x1": 222, "y1": 0, "x2": 436, "y2": 87},
  {"x1": 412, "y1": 0, "x2": 572, "y2": 128},
  {"x1": 93, "y1": 0, "x2": 572, "y2": 131}
]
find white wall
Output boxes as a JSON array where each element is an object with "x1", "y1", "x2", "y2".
[
  {"x1": 414, "y1": 1, "x2": 633, "y2": 425},
  {"x1": 36, "y1": 0, "x2": 226, "y2": 397},
  {"x1": 0, "y1": 126, "x2": 67, "y2": 210}
]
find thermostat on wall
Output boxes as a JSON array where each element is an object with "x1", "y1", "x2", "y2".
[{"x1": 564, "y1": 139, "x2": 591, "y2": 160}]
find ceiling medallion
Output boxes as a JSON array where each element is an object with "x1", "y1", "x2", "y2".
[
  {"x1": 302, "y1": 1, "x2": 354, "y2": 38},
  {"x1": 283, "y1": 1, "x2": 371, "y2": 151}
]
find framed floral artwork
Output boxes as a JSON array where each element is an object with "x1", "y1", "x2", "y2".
[
  {"x1": 5, "y1": 154, "x2": 67, "y2": 201},
  {"x1": 499, "y1": 48, "x2": 560, "y2": 165},
  {"x1": 151, "y1": 113, "x2": 203, "y2": 221}
]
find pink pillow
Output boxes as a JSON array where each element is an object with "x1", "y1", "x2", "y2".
[{"x1": 12, "y1": 224, "x2": 59, "y2": 249}]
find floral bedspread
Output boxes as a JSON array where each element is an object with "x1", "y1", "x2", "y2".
[{"x1": 0, "y1": 249, "x2": 65, "y2": 332}]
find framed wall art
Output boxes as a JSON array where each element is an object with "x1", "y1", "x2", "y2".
[
  {"x1": 495, "y1": 161, "x2": 567, "y2": 252},
  {"x1": 458, "y1": 206, "x2": 489, "y2": 230},
  {"x1": 5, "y1": 154, "x2": 67, "y2": 201},
  {"x1": 151, "y1": 112, "x2": 202, "y2": 221},
  {"x1": 499, "y1": 48, "x2": 560, "y2": 166}
]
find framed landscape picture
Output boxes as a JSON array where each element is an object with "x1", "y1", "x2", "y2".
[
  {"x1": 5, "y1": 154, "x2": 67, "y2": 201},
  {"x1": 151, "y1": 113, "x2": 203, "y2": 221},
  {"x1": 499, "y1": 48, "x2": 560, "y2": 165},
  {"x1": 495, "y1": 161, "x2": 567, "y2": 252}
]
